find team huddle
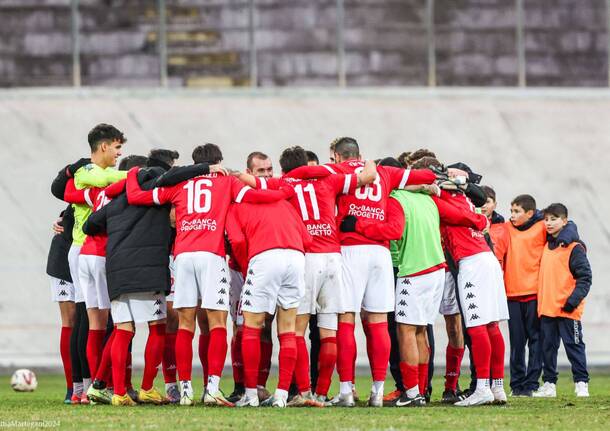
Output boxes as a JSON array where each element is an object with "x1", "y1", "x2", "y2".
[{"x1": 46, "y1": 123, "x2": 593, "y2": 408}]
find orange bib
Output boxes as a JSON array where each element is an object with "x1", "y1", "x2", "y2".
[
  {"x1": 504, "y1": 221, "x2": 547, "y2": 297},
  {"x1": 537, "y1": 242, "x2": 585, "y2": 320}
]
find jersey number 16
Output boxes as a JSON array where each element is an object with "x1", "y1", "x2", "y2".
[{"x1": 184, "y1": 179, "x2": 212, "y2": 214}]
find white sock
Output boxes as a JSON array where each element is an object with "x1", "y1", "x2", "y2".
[
  {"x1": 165, "y1": 382, "x2": 177, "y2": 392},
  {"x1": 207, "y1": 375, "x2": 220, "y2": 394},
  {"x1": 492, "y1": 378, "x2": 504, "y2": 389},
  {"x1": 73, "y1": 381, "x2": 83, "y2": 396},
  {"x1": 82, "y1": 378, "x2": 91, "y2": 391},
  {"x1": 371, "y1": 380, "x2": 384, "y2": 396},
  {"x1": 179, "y1": 380, "x2": 193, "y2": 397},
  {"x1": 245, "y1": 387, "x2": 258, "y2": 399},
  {"x1": 476, "y1": 379, "x2": 490, "y2": 391},
  {"x1": 274, "y1": 388, "x2": 288, "y2": 401},
  {"x1": 406, "y1": 384, "x2": 419, "y2": 398},
  {"x1": 340, "y1": 381, "x2": 352, "y2": 395}
]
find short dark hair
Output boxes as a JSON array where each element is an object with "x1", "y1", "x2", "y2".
[
  {"x1": 378, "y1": 157, "x2": 402, "y2": 168},
  {"x1": 511, "y1": 194, "x2": 537, "y2": 212},
  {"x1": 87, "y1": 123, "x2": 126, "y2": 152},
  {"x1": 397, "y1": 152, "x2": 411, "y2": 168},
  {"x1": 246, "y1": 151, "x2": 269, "y2": 170},
  {"x1": 279, "y1": 146, "x2": 308, "y2": 174},
  {"x1": 411, "y1": 156, "x2": 442, "y2": 170},
  {"x1": 408, "y1": 148, "x2": 436, "y2": 165},
  {"x1": 481, "y1": 185, "x2": 496, "y2": 202},
  {"x1": 305, "y1": 150, "x2": 319, "y2": 165},
  {"x1": 192, "y1": 143, "x2": 222, "y2": 164},
  {"x1": 148, "y1": 149, "x2": 179, "y2": 167},
  {"x1": 118, "y1": 155, "x2": 148, "y2": 171},
  {"x1": 543, "y1": 203, "x2": 568, "y2": 219},
  {"x1": 334, "y1": 137, "x2": 359, "y2": 159}
]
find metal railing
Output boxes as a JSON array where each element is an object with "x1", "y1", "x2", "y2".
[{"x1": 58, "y1": 0, "x2": 610, "y2": 88}]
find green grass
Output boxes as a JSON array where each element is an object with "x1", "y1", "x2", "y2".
[{"x1": 1, "y1": 373, "x2": 609, "y2": 430}]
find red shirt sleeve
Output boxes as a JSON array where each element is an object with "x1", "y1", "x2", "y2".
[
  {"x1": 232, "y1": 177, "x2": 293, "y2": 204},
  {"x1": 226, "y1": 206, "x2": 248, "y2": 272},
  {"x1": 126, "y1": 168, "x2": 173, "y2": 205},
  {"x1": 433, "y1": 195, "x2": 487, "y2": 231},
  {"x1": 388, "y1": 167, "x2": 436, "y2": 188},
  {"x1": 104, "y1": 179, "x2": 127, "y2": 198},
  {"x1": 328, "y1": 173, "x2": 358, "y2": 196},
  {"x1": 63, "y1": 178, "x2": 90, "y2": 205},
  {"x1": 285, "y1": 164, "x2": 336, "y2": 179},
  {"x1": 254, "y1": 177, "x2": 282, "y2": 190},
  {"x1": 354, "y1": 197, "x2": 405, "y2": 241}
]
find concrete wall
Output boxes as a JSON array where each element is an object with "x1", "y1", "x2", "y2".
[
  {"x1": 0, "y1": 0, "x2": 607, "y2": 87},
  {"x1": 0, "y1": 87, "x2": 609, "y2": 369}
]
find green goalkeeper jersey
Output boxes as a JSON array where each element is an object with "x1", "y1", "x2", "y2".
[
  {"x1": 71, "y1": 164, "x2": 127, "y2": 246},
  {"x1": 390, "y1": 189, "x2": 445, "y2": 277}
]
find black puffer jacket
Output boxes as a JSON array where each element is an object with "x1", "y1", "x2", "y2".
[
  {"x1": 84, "y1": 164, "x2": 209, "y2": 301},
  {"x1": 46, "y1": 204, "x2": 75, "y2": 282}
]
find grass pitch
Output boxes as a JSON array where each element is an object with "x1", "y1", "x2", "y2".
[{"x1": 1, "y1": 373, "x2": 609, "y2": 430}]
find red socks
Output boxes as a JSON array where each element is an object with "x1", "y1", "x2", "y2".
[
  {"x1": 207, "y1": 327, "x2": 228, "y2": 379},
  {"x1": 162, "y1": 332, "x2": 177, "y2": 384},
  {"x1": 467, "y1": 325, "x2": 492, "y2": 379},
  {"x1": 242, "y1": 326, "x2": 262, "y2": 389},
  {"x1": 86, "y1": 329, "x2": 106, "y2": 379},
  {"x1": 277, "y1": 332, "x2": 297, "y2": 391},
  {"x1": 295, "y1": 336, "x2": 311, "y2": 393},
  {"x1": 111, "y1": 329, "x2": 134, "y2": 396},
  {"x1": 176, "y1": 329, "x2": 194, "y2": 381},
  {"x1": 366, "y1": 322, "x2": 391, "y2": 382},
  {"x1": 198, "y1": 333, "x2": 210, "y2": 385},
  {"x1": 258, "y1": 339, "x2": 273, "y2": 386},
  {"x1": 315, "y1": 337, "x2": 336, "y2": 397},
  {"x1": 141, "y1": 324, "x2": 166, "y2": 391},
  {"x1": 418, "y1": 363, "x2": 429, "y2": 396},
  {"x1": 400, "y1": 362, "x2": 419, "y2": 390},
  {"x1": 94, "y1": 329, "x2": 115, "y2": 384},
  {"x1": 487, "y1": 322, "x2": 505, "y2": 379},
  {"x1": 60, "y1": 327, "x2": 72, "y2": 389},
  {"x1": 126, "y1": 350, "x2": 133, "y2": 390},
  {"x1": 231, "y1": 329, "x2": 244, "y2": 385},
  {"x1": 337, "y1": 322, "x2": 356, "y2": 383},
  {"x1": 445, "y1": 345, "x2": 465, "y2": 391}
]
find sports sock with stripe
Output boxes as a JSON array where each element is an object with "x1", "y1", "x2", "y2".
[
  {"x1": 94, "y1": 328, "x2": 115, "y2": 384},
  {"x1": 231, "y1": 329, "x2": 244, "y2": 385},
  {"x1": 444, "y1": 344, "x2": 465, "y2": 391},
  {"x1": 162, "y1": 332, "x2": 177, "y2": 384},
  {"x1": 337, "y1": 321, "x2": 356, "y2": 394},
  {"x1": 277, "y1": 332, "x2": 297, "y2": 391},
  {"x1": 315, "y1": 336, "x2": 336, "y2": 397},
  {"x1": 207, "y1": 327, "x2": 228, "y2": 393},
  {"x1": 487, "y1": 322, "x2": 505, "y2": 380},
  {"x1": 418, "y1": 363, "x2": 429, "y2": 396},
  {"x1": 366, "y1": 322, "x2": 391, "y2": 390},
  {"x1": 258, "y1": 339, "x2": 273, "y2": 387},
  {"x1": 111, "y1": 329, "x2": 134, "y2": 396},
  {"x1": 242, "y1": 325, "x2": 262, "y2": 391},
  {"x1": 467, "y1": 325, "x2": 492, "y2": 383},
  {"x1": 295, "y1": 335, "x2": 311, "y2": 393},
  {"x1": 141, "y1": 323, "x2": 166, "y2": 391},
  {"x1": 176, "y1": 328, "x2": 195, "y2": 382}
]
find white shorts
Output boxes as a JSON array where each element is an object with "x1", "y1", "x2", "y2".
[
  {"x1": 240, "y1": 249, "x2": 305, "y2": 315},
  {"x1": 341, "y1": 245, "x2": 395, "y2": 313},
  {"x1": 166, "y1": 255, "x2": 175, "y2": 302},
  {"x1": 457, "y1": 251, "x2": 510, "y2": 328},
  {"x1": 394, "y1": 268, "x2": 445, "y2": 326},
  {"x1": 68, "y1": 245, "x2": 84, "y2": 303},
  {"x1": 79, "y1": 254, "x2": 111, "y2": 310},
  {"x1": 111, "y1": 292, "x2": 167, "y2": 324},
  {"x1": 229, "y1": 268, "x2": 244, "y2": 326},
  {"x1": 49, "y1": 276, "x2": 75, "y2": 302},
  {"x1": 440, "y1": 271, "x2": 460, "y2": 316},
  {"x1": 173, "y1": 251, "x2": 230, "y2": 310},
  {"x1": 298, "y1": 252, "x2": 344, "y2": 316}
]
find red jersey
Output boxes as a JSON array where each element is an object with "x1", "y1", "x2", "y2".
[
  {"x1": 255, "y1": 173, "x2": 357, "y2": 253},
  {"x1": 439, "y1": 190, "x2": 490, "y2": 263},
  {"x1": 126, "y1": 168, "x2": 290, "y2": 258},
  {"x1": 80, "y1": 180, "x2": 126, "y2": 257},
  {"x1": 329, "y1": 161, "x2": 435, "y2": 247},
  {"x1": 226, "y1": 200, "x2": 312, "y2": 261}
]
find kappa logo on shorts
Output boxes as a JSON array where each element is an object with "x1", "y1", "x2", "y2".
[
  {"x1": 59, "y1": 280, "x2": 67, "y2": 286},
  {"x1": 244, "y1": 290, "x2": 252, "y2": 296},
  {"x1": 154, "y1": 308, "x2": 163, "y2": 316},
  {"x1": 465, "y1": 282, "x2": 474, "y2": 289},
  {"x1": 243, "y1": 300, "x2": 252, "y2": 307},
  {"x1": 220, "y1": 277, "x2": 228, "y2": 284},
  {"x1": 397, "y1": 310, "x2": 406, "y2": 317},
  {"x1": 218, "y1": 288, "x2": 227, "y2": 295},
  {"x1": 59, "y1": 290, "x2": 68, "y2": 296},
  {"x1": 398, "y1": 300, "x2": 407, "y2": 306},
  {"x1": 469, "y1": 314, "x2": 480, "y2": 321},
  {"x1": 246, "y1": 279, "x2": 253, "y2": 286},
  {"x1": 216, "y1": 298, "x2": 225, "y2": 305},
  {"x1": 400, "y1": 289, "x2": 409, "y2": 296},
  {"x1": 466, "y1": 292, "x2": 476, "y2": 299},
  {"x1": 221, "y1": 268, "x2": 226, "y2": 272},
  {"x1": 467, "y1": 303, "x2": 478, "y2": 310},
  {"x1": 401, "y1": 279, "x2": 411, "y2": 285},
  {"x1": 248, "y1": 269, "x2": 255, "y2": 276},
  {"x1": 154, "y1": 299, "x2": 163, "y2": 306}
]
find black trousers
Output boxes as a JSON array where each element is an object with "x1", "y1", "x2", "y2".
[
  {"x1": 541, "y1": 316, "x2": 589, "y2": 384},
  {"x1": 70, "y1": 302, "x2": 90, "y2": 382},
  {"x1": 507, "y1": 299, "x2": 542, "y2": 392},
  {"x1": 309, "y1": 314, "x2": 320, "y2": 390}
]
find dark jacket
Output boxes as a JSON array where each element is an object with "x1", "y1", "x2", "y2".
[
  {"x1": 546, "y1": 223, "x2": 592, "y2": 312},
  {"x1": 83, "y1": 164, "x2": 209, "y2": 301},
  {"x1": 46, "y1": 205, "x2": 75, "y2": 281}
]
